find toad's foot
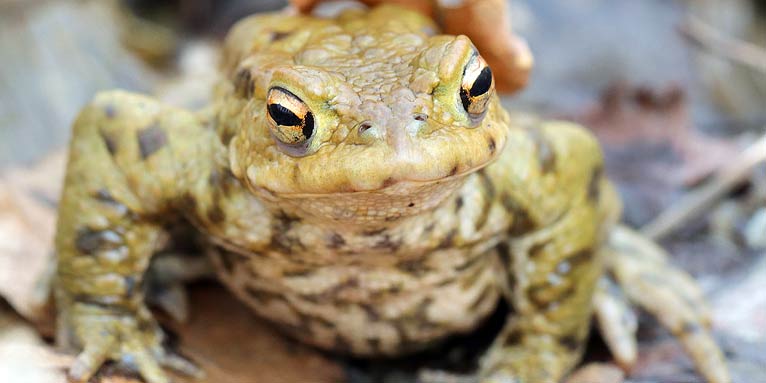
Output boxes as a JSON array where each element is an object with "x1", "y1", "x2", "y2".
[
  {"x1": 600, "y1": 225, "x2": 730, "y2": 383},
  {"x1": 63, "y1": 302, "x2": 201, "y2": 383}
]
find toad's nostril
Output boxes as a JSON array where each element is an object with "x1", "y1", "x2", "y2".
[
  {"x1": 413, "y1": 113, "x2": 428, "y2": 122},
  {"x1": 358, "y1": 122, "x2": 373, "y2": 134}
]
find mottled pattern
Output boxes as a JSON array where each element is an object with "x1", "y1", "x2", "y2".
[{"x1": 53, "y1": 5, "x2": 730, "y2": 383}]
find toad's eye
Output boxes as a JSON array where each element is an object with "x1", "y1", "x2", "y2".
[
  {"x1": 460, "y1": 53, "x2": 494, "y2": 120},
  {"x1": 266, "y1": 87, "x2": 315, "y2": 151}
]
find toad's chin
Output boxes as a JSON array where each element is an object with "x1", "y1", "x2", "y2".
[{"x1": 252, "y1": 173, "x2": 471, "y2": 227}]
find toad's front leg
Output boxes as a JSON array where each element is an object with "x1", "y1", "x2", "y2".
[
  {"x1": 480, "y1": 196, "x2": 606, "y2": 383},
  {"x1": 55, "y1": 91, "x2": 219, "y2": 382},
  {"x1": 477, "y1": 122, "x2": 613, "y2": 383}
]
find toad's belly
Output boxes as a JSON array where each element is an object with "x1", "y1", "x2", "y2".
[{"x1": 208, "y1": 245, "x2": 503, "y2": 356}]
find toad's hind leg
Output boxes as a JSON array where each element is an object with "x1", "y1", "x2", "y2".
[{"x1": 603, "y1": 225, "x2": 730, "y2": 383}]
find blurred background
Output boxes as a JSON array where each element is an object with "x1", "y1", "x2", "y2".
[{"x1": 0, "y1": 0, "x2": 764, "y2": 382}]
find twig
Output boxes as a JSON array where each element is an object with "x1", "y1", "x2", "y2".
[
  {"x1": 642, "y1": 132, "x2": 766, "y2": 240},
  {"x1": 679, "y1": 16, "x2": 766, "y2": 73}
]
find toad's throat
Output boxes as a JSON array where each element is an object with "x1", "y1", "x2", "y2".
[{"x1": 254, "y1": 174, "x2": 470, "y2": 226}]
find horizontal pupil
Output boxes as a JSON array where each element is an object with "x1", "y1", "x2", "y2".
[
  {"x1": 470, "y1": 67, "x2": 492, "y2": 97},
  {"x1": 268, "y1": 103, "x2": 303, "y2": 127}
]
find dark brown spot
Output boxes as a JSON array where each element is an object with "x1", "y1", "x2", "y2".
[
  {"x1": 283, "y1": 268, "x2": 313, "y2": 278},
  {"x1": 407, "y1": 202, "x2": 415, "y2": 208},
  {"x1": 381, "y1": 177, "x2": 397, "y2": 188},
  {"x1": 396, "y1": 257, "x2": 431, "y2": 277},
  {"x1": 333, "y1": 334, "x2": 353, "y2": 352},
  {"x1": 487, "y1": 136, "x2": 496, "y2": 154},
  {"x1": 449, "y1": 166, "x2": 459, "y2": 176},
  {"x1": 215, "y1": 249, "x2": 243, "y2": 275},
  {"x1": 327, "y1": 232, "x2": 346, "y2": 249},
  {"x1": 137, "y1": 124, "x2": 168, "y2": 159},
  {"x1": 75, "y1": 228, "x2": 122, "y2": 255},
  {"x1": 528, "y1": 284, "x2": 575, "y2": 311},
  {"x1": 528, "y1": 128, "x2": 556, "y2": 173},
  {"x1": 363, "y1": 228, "x2": 386, "y2": 237},
  {"x1": 529, "y1": 242, "x2": 548, "y2": 259},
  {"x1": 360, "y1": 304, "x2": 381, "y2": 322},
  {"x1": 233, "y1": 68, "x2": 253, "y2": 99},
  {"x1": 302, "y1": 277, "x2": 359, "y2": 303},
  {"x1": 477, "y1": 170, "x2": 496, "y2": 200},
  {"x1": 437, "y1": 228, "x2": 458, "y2": 249},
  {"x1": 177, "y1": 193, "x2": 197, "y2": 211},
  {"x1": 502, "y1": 192, "x2": 536, "y2": 235},
  {"x1": 587, "y1": 166, "x2": 603, "y2": 202},
  {"x1": 502, "y1": 328, "x2": 523, "y2": 347},
  {"x1": 100, "y1": 130, "x2": 118, "y2": 155},
  {"x1": 245, "y1": 286, "x2": 284, "y2": 305},
  {"x1": 270, "y1": 31, "x2": 291, "y2": 41},
  {"x1": 207, "y1": 205, "x2": 225, "y2": 224},
  {"x1": 454, "y1": 196, "x2": 464, "y2": 212},
  {"x1": 565, "y1": 248, "x2": 594, "y2": 269},
  {"x1": 372, "y1": 234, "x2": 402, "y2": 252},
  {"x1": 558, "y1": 334, "x2": 581, "y2": 352}
]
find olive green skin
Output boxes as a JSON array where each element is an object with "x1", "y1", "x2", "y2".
[{"x1": 54, "y1": 5, "x2": 730, "y2": 383}]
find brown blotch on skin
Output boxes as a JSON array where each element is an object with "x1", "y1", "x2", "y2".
[
  {"x1": 528, "y1": 241, "x2": 548, "y2": 259},
  {"x1": 454, "y1": 196, "x2": 464, "y2": 212},
  {"x1": 233, "y1": 68, "x2": 254, "y2": 99},
  {"x1": 502, "y1": 328, "x2": 523, "y2": 347},
  {"x1": 75, "y1": 228, "x2": 122, "y2": 255},
  {"x1": 565, "y1": 248, "x2": 594, "y2": 269},
  {"x1": 360, "y1": 304, "x2": 381, "y2": 322},
  {"x1": 327, "y1": 232, "x2": 346, "y2": 249},
  {"x1": 558, "y1": 334, "x2": 581, "y2": 352},
  {"x1": 477, "y1": 170, "x2": 496, "y2": 200},
  {"x1": 372, "y1": 234, "x2": 402, "y2": 252},
  {"x1": 215, "y1": 249, "x2": 244, "y2": 275},
  {"x1": 207, "y1": 204, "x2": 226, "y2": 224},
  {"x1": 282, "y1": 268, "x2": 313, "y2": 278},
  {"x1": 381, "y1": 177, "x2": 397, "y2": 188},
  {"x1": 244, "y1": 285, "x2": 284, "y2": 305},
  {"x1": 395, "y1": 257, "x2": 431, "y2": 277},
  {"x1": 177, "y1": 193, "x2": 198, "y2": 213},
  {"x1": 437, "y1": 228, "x2": 458, "y2": 249},
  {"x1": 502, "y1": 192, "x2": 536, "y2": 235},
  {"x1": 270, "y1": 31, "x2": 291, "y2": 42},
  {"x1": 528, "y1": 128, "x2": 556, "y2": 173},
  {"x1": 137, "y1": 123, "x2": 168, "y2": 159},
  {"x1": 363, "y1": 227, "x2": 386, "y2": 237},
  {"x1": 528, "y1": 284, "x2": 575, "y2": 311},
  {"x1": 100, "y1": 130, "x2": 118, "y2": 155},
  {"x1": 487, "y1": 136, "x2": 497, "y2": 154},
  {"x1": 587, "y1": 166, "x2": 603, "y2": 202},
  {"x1": 448, "y1": 166, "x2": 459, "y2": 177}
]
